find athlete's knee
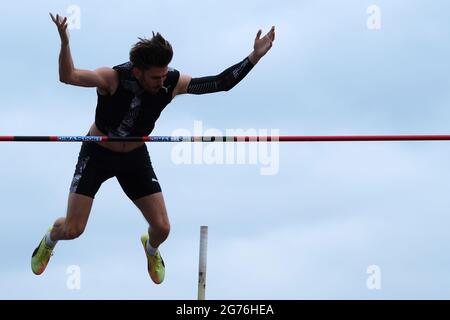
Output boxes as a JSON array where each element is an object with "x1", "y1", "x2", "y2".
[
  {"x1": 153, "y1": 221, "x2": 170, "y2": 238},
  {"x1": 64, "y1": 225, "x2": 85, "y2": 239},
  {"x1": 162, "y1": 222, "x2": 171, "y2": 237}
]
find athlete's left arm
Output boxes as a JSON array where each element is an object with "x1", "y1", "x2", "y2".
[{"x1": 172, "y1": 26, "x2": 275, "y2": 97}]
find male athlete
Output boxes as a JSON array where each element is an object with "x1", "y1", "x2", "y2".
[{"x1": 31, "y1": 13, "x2": 275, "y2": 284}]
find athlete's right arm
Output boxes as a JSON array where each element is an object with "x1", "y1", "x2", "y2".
[{"x1": 50, "y1": 13, "x2": 118, "y2": 95}]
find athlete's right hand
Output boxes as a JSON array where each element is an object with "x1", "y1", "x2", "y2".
[{"x1": 49, "y1": 13, "x2": 69, "y2": 45}]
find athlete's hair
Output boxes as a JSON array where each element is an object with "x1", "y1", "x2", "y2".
[{"x1": 130, "y1": 32, "x2": 173, "y2": 70}]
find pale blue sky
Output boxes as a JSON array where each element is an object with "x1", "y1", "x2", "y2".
[{"x1": 1, "y1": 0, "x2": 450, "y2": 299}]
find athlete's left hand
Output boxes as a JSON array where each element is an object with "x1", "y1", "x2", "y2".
[{"x1": 253, "y1": 26, "x2": 275, "y2": 60}]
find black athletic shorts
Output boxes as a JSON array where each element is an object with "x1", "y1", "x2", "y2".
[{"x1": 69, "y1": 142, "x2": 162, "y2": 200}]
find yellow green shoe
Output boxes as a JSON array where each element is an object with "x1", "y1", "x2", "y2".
[
  {"x1": 31, "y1": 228, "x2": 54, "y2": 275},
  {"x1": 141, "y1": 234, "x2": 165, "y2": 284}
]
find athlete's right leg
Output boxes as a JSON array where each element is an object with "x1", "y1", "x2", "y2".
[
  {"x1": 52, "y1": 141, "x2": 115, "y2": 240},
  {"x1": 51, "y1": 192, "x2": 94, "y2": 240},
  {"x1": 32, "y1": 141, "x2": 114, "y2": 275},
  {"x1": 31, "y1": 193, "x2": 94, "y2": 275}
]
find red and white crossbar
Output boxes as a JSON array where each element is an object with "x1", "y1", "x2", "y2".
[{"x1": 1, "y1": 135, "x2": 450, "y2": 142}]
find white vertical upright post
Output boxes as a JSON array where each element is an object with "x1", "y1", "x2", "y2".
[{"x1": 198, "y1": 226, "x2": 208, "y2": 300}]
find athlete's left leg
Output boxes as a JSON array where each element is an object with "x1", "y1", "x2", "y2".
[
  {"x1": 132, "y1": 192, "x2": 169, "y2": 284},
  {"x1": 116, "y1": 145, "x2": 168, "y2": 283},
  {"x1": 133, "y1": 192, "x2": 170, "y2": 248}
]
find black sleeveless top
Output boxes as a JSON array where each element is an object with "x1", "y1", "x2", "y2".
[{"x1": 95, "y1": 62, "x2": 180, "y2": 137}]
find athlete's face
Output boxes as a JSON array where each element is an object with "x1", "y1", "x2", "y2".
[{"x1": 133, "y1": 66, "x2": 169, "y2": 95}]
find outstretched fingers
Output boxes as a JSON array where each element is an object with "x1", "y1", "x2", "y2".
[
  {"x1": 255, "y1": 29, "x2": 262, "y2": 41},
  {"x1": 266, "y1": 26, "x2": 275, "y2": 42},
  {"x1": 49, "y1": 12, "x2": 57, "y2": 24},
  {"x1": 49, "y1": 12, "x2": 68, "y2": 28}
]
